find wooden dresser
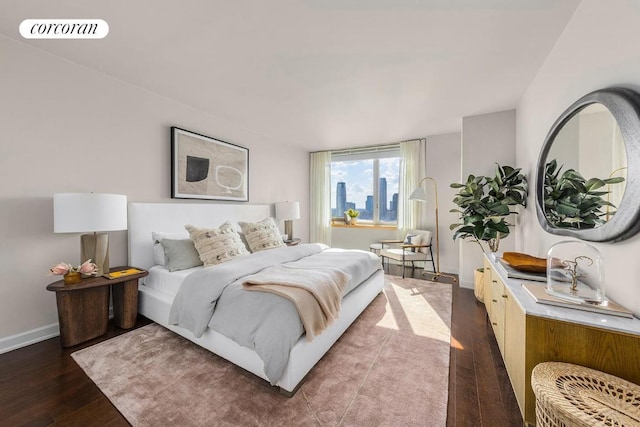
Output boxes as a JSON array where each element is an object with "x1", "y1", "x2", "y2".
[{"x1": 483, "y1": 253, "x2": 640, "y2": 426}]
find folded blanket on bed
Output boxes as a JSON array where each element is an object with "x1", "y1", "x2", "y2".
[{"x1": 243, "y1": 266, "x2": 351, "y2": 341}]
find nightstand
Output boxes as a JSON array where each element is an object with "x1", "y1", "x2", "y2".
[
  {"x1": 46, "y1": 266, "x2": 148, "y2": 347},
  {"x1": 284, "y1": 238, "x2": 301, "y2": 246}
]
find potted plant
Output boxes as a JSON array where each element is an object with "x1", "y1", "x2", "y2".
[
  {"x1": 345, "y1": 208, "x2": 360, "y2": 225},
  {"x1": 542, "y1": 159, "x2": 625, "y2": 229},
  {"x1": 450, "y1": 164, "x2": 528, "y2": 253}
]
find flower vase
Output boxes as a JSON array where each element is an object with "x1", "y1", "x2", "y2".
[{"x1": 63, "y1": 271, "x2": 81, "y2": 285}]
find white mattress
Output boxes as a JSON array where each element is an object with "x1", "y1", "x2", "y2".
[{"x1": 143, "y1": 265, "x2": 202, "y2": 296}]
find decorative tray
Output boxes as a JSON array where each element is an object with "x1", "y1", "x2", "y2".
[{"x1": 502, "y1": 252, "x2": 547, "y2": 274}]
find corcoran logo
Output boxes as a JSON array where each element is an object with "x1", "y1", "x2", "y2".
[{"x1": 19, "y1": 19, "x2": 109, "y2": 39}]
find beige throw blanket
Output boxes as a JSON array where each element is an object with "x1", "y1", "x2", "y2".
[{"x1": 243, "y1": 266, "x2": 351, "y2": 341}]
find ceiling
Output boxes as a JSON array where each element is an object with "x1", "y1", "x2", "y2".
[{"x1": 0, "y1": 0, "x2": 580, "y2": 151}]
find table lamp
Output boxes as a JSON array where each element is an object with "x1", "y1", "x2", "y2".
[
  {"x1": 54, "y1": 193, "x2": 127, "y2": 275},
  {"x1": 276, "y1": 201, "x2": 300, "y2": 241}
]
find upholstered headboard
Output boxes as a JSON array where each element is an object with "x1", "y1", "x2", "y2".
[{"x1": 128, "y1": 202, "x2": 272, "y2": 270}]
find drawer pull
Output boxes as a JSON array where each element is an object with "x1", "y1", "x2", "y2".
[
  {"x1": 502, "y1": 294, "x2": 508, "y2": 298},
  {"x1": 492, "y1": 280, "x2": 498, "y2": 284},
  {"x1": 492, "y1": 299, "x2": 498, "y2": 303},
  {"x1": 492, "y1": 322, "x2": 497, "y2": 326}
]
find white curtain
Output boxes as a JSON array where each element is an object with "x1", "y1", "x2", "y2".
[
  {"x1": 309, "y1": 151, "x2": 332, "y2": 245},
  {"x1": 398, "y1": 139, "x2": 427, "y2": 235}
]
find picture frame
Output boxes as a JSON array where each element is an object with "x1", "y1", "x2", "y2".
[{"x1": 171, "y1": 127, "x2": 249, "y2": 201}]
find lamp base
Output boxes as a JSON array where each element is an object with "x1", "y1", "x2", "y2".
[
  {"x1": 81, "y1": 233, "x2": 110, "y2": 276},
  {"x1": 284, "y1": 220, "x2": 294, "y2": 241},
  {"x1": 422, "y1": 270, "x2": 458, "y2": 283}
]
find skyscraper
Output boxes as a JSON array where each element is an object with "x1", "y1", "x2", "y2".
[
  {"x1": 336, "y1": 182, "x2": 346, "y2": 217},
  {"x1": 391, "y1": 193, "x2": 398, "y2": 221},
  {"x1": 379, "y1": 177, "x2": 387, "y2": 220},
  {"x1": 366, "y1": 195, "x2": 374, "y2": 212}
]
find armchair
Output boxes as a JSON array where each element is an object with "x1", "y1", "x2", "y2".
[{"x1": 379, "y1": 230, "x2": 435, "y2": 278}]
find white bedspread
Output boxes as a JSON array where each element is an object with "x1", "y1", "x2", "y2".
[{"x1": 168, "y1": 244, "x2": 381, "y2": 383}]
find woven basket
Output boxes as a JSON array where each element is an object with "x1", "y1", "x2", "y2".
[{"x1": 531, "y1": 362, "x2": 640, "y2": 427}]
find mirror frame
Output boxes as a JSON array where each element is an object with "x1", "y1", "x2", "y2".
[{"x1": 536, "y1": 87, "x2": 640, "y2": 242}]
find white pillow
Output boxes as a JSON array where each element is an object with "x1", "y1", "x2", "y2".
[
  {"x1": 185, "y1": 222, "x2": 249, "y2": 267},
  {"x1": 415, "y1": 231, "x2": 432, "y2": 254},
  {"x1": 152, "y1": 231, "x2": 189, "y2": 265},
  {"x1": 403, "y1": 233, "x2": 423, "y2": 252},
  {"x1": 238, "y1": 218, "x2": 285, "y2": 252}
]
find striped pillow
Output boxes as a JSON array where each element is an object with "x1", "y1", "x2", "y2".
[
  {"x1": 238, "y1": 218, "x2": 285, "y2": 252},
  {"x1": 185, "y1": 222, "x2": 249, "y2": 267}
]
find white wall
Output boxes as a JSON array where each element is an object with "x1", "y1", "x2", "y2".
[
  {"x1": 459, "y1": 110, "x2": 517, "y2": 287},
  {"x1": 0, "y1": 37, "x2": 310, "y2": 345},
  {"x1": 426, "y1": 133, "x2": 461, "y2": 275},
  {"x1": 517, "y1": 0, "x2": 640, "y2": 316}
]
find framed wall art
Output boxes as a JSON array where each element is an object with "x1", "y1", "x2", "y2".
[{"x1": 171, "y1": 127, "x2": 249, "y2": 201}]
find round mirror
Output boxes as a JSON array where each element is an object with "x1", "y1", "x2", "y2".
[{"x1": 536, "y1": 87, "x2": 640, "y2": 242}]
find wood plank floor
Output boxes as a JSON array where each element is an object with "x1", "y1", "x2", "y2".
[{"x1": 0, "y1": 268, "x2": 522, "y2": 426}]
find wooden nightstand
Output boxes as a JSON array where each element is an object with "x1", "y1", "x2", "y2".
[
  {"x1": 284, "y1": 238, "x2": 301, "y2": 246},
  {"x1": 46, "y1": 266, "x2": 148, "y2": 347}
]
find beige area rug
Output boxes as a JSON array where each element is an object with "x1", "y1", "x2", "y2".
[{"x1": 72, "y1": 275, "x2": 452, "y2": 426}]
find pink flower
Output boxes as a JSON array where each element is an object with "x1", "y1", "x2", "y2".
[
  {"x1": 49, "y1": 263, "x2": 71, "y2": 276},
  {"x1": 48, "y1": 260, "x2": 98, "y2": 276},
  {"x1": 79, "y1": 259, "x2": 97, "y2": 275}
]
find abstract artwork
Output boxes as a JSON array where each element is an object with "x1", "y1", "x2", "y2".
[{"x1": 171, "y1": 127, "x2": 249, "y2": 201}]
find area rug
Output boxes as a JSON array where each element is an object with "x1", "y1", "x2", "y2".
[{"x1": 72, "y1": 275, "x2": 452, "y2": 426}]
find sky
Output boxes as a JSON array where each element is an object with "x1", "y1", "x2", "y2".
[{"x1": 330, "y1": 157, "x2": 399, "y2": 209}]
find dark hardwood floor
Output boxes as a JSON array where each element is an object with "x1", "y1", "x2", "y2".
[{"x1": 0, "y1": 267, "x2": 522, "y2": 426}]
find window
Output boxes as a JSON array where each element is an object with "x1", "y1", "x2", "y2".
[{"x1": 330, "y1": 145, "x2": 400, "y2": 225}]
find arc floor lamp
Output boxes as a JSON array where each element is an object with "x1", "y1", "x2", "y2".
[{"x1": 409, "y1": 177, "x2": 457, "y2": 283}]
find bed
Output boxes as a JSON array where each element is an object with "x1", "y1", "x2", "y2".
[{"x1": 128, "y1": 202, "x2": 385, "y2": 394}]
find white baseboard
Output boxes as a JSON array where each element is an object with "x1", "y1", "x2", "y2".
[
  {"x1": 0, "y1": 306, "x2": 116, "y2": 355},
  {"x1": 0, "y1": 323, "x2": 60, "y2": 355},
  {"x1": 460, "y1": 280, "x2": 474, "y2": 289}
]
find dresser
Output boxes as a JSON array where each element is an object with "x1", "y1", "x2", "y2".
[{"x1": 483, "y1": 253, "x2": 640, "y2": 426}]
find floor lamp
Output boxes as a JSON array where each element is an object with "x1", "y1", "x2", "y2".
[{"x1": 409, "y1": 177, "x2": 457, "y2": 283}]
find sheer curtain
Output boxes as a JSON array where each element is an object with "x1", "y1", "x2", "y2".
[
  {"x1": 309, "y1": 151, "x2": 332, "y2": 245},
  {"x1": 398, "y1": 139, "x2": 427, "y2": 235}
]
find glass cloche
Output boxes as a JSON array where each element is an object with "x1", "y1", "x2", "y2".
[{"x1": 546, "y1": 240, "x2": 606, "y2": 305}]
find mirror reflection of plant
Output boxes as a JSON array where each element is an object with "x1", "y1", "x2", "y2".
[
  {"x1": 450, "y1": 164, "x2": 528, "y2": 253},
  {"x1": 543, "y1": 159, "x2": 625, "y2": 229}
]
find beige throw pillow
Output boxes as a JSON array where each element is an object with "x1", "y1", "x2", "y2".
[
  {"x1": 238, "y1": 218, "x2": 285, "y2": 252},
  {"x1": 185, "y1": 222, "x2": 249, "y2": 267}
]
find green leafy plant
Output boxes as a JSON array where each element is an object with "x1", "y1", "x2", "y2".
[
  {"x1": 450, "y1": 164, "x2": 528, "y2": 253},
  {"x1": 346, "y1": 208, "x2": 360, "y2": 218},
  {"x1": 543, "y1": 159, "x2": 624, "y2": 229}
]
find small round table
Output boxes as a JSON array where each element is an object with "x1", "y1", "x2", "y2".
[{"x1": 531, "y1": 361, "x2": 640, "y2": 427}]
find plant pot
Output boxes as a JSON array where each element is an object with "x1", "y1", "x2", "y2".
[
  {"x1": 473, "y1": 268, "x2": 485, "y2": 303},
  {"x1": 350, "y1": 217, "x2": 357, "y2": 225},
  {"x1": 63, "y1": 271, "x2": 81, "y2": 285}
]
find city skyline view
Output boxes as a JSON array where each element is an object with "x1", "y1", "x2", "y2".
[{"x1": 330, "y1": 157, "x2": 399, "y2": 221}]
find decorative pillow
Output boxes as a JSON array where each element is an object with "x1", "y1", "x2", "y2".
[
  {"x1": 185, "y1": 222, "x2": 249, "y2": 267},
  {"x1": 238, "y1": 218, "x2": 285, "y2": 252},
  {"x1": 152, "y1": 231, "x2": 190, "y2": 265},
  {"x1": 414, "y1": 231, "x2": 432, "y2": 254},
  {"x1": 403, "y1": 233, "x2": 423, "y2": 252},
  {"x1": 403, "y1": 233, "x2": 417, "y2": 244},
  {"x1": 160, "y1": 238, "x2": 203, "y2": 272}
]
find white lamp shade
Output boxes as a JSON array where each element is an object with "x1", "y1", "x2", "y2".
[
  {"x1": 54, "y1": 193, "x2": 128, "y2": 233},
  {"x1": 409, "y1": 187, "x2": 428, "y2": 201},
  {"x1": 275, "y1": 201, "x2": 300, "y2": 220}
]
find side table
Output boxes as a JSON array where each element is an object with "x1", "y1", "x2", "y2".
[{"x1": 46, "y1": 266, "x2": 148, "y2": 347}]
